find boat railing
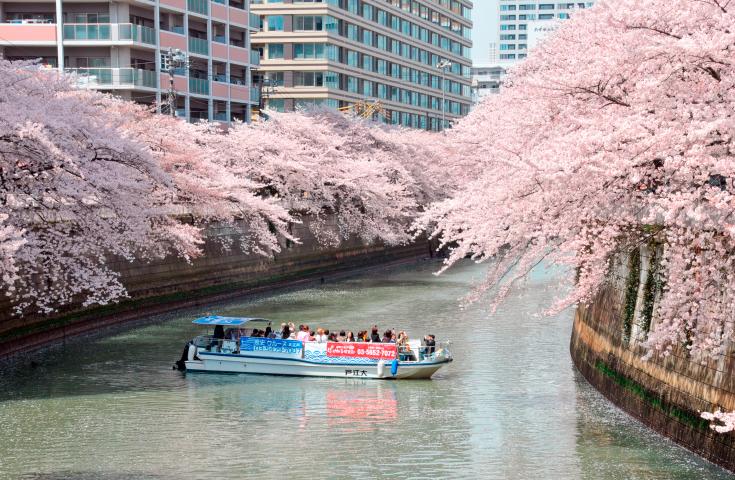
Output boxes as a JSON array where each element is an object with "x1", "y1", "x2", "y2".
[{"x1": 399, "y1": 341, "x2": 452, "y2": 362}]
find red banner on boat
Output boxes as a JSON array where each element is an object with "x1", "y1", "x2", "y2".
[{"x1": 326, "y1": 342, "x2": 397, "y2": 360}]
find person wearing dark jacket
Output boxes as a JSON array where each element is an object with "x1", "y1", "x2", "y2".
[
  {"x1": 370, "y1": 326, "x2": 381, "y2": 343},
  {"x1": 210, "y1": 324, "x2": 225, "y2": 351},
  {"x1": 423, "y1": 334, "x2": 436, "y2": 357}
]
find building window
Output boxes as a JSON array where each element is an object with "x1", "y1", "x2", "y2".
[
  {"x1": 267, "y1": 98, "x2": 285, "y2": 112},
  {"x1": 267, "y1": 15, "x2": 284, "y2": 31},
  {"x1": 294, "y1": 71, "x2": 324, "y2": 87},
  {"x1": 294, "y1": 15, "x2": 324, "y2": 31},
  {"x1": 268, "y1": 43, "x2": 284, "y2": 59}
]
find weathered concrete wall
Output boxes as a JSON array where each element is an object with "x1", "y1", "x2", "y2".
[
  {"x1": 570, "y1": 248, "x2": 735, "y2": 471},
  {"x1": 0, "y1": 215, "x2": 433, "y2": 359}
]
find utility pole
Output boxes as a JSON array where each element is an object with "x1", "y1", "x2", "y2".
[
  {"x1": 437, "y1": 59, "x2": 452, "y2": 132},
  {"x1": 162, "y1": 48, "x2": 189, "y2": 117}
]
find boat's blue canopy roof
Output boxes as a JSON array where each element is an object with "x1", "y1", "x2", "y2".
[{"x1": 193, "y1": 316, "x2": 270, "y2": 327}]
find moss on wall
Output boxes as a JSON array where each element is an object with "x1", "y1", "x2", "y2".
[{"x1": 622, "y1": 247, "x2": 641, "y2": 341}]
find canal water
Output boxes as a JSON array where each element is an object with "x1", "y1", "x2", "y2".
[{"x1": 0, "y1": 260, "x2": 730, "y2": 479}]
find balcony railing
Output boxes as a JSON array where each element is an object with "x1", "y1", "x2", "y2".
[
  {"x1": 250, "y1": 49, "x2": 260, "y2": 66},
  {"x1": 63, "y1": 23, "x2": 155, "y2": 44},
  {"x1": 65, "y1": 68, "x2": 157, "y2": 88},
  {"x1": 187, "y1": 0, "x2": 209, "y2": 15},
  {"x1": 249, "y1": 13, "x2": 260, "y2": 29},
  {"x1": 189, "y1": 77, "x2": 209, "y2": 95},
  {"x1": 188, "y1": 36, "x2": 208, "y2": 55},
  {"x1": 63, "y1": 23, "x2": 111, "y2": 40},
  {"x1": 119, "y1": 24, "x2": 156, "y2": 45}
]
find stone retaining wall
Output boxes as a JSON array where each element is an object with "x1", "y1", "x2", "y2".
[
  {"x1": 0, "y1": 215, "x2": 432, "y2": 359},
  {"x1": 570, "y1": 248, "x2": 735, "y2": 471}
]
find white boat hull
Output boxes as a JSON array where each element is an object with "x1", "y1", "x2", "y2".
[{"x1": 185, "y1": 351, "x2": 450, "y2": 380}]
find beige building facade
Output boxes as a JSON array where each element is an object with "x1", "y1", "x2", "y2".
[{"x1": 252, "y1": 0, "x2": 473, "y2": 130}]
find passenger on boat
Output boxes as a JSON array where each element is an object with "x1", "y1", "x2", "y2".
[
  {"x1": 296, "y1": 325, "x2": 310, "y2": 342},
  {"x1": 308, "y1": 330, "x2": 316, "y2": 342},
  {"x1": 346, "y1": 331, "x2": 356, "y2": 342},
  {"x1": 225, "y1": 328, "x2": 239, "y2": 341},
  {"x1": 397, "y1": 331, "x2": 412, "y2": 360},
  {"x1": 337, "y1": 330, "x2": 347, "y2": 342},
  {"x1": 315, "y1": 328, "x2": 328, "y2": 343},
  {"x1": 328, "y1": 332, "x2": 338, "y2": 342},
  {"x1": 265, "y1": 326, "x2": 276, "y2": 339},
  {"x1": 280, "y1": 326, "x2": 291, "y2": 340},
  {"x1": 210, "y1": 324, "x2": 225, "y2": 350},
  {"x1": 289, "y1": 322, "x2": 297, "y2": 339},
  {"x1": 382, "y1": 330, "x2": 393, "y2": 343},
  {"x1": 423, "y1": 334, "x2": 436, "y2": 357},
  {"x1": 370, "y1": 326, "x2": 381, "y2": 343}
]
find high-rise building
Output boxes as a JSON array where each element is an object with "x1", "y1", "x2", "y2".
[
  {"x1": 498, "y1": 1, "x2": 593, "y2": 64},
  {"x1": 487, "y1": 41, "x2": 498, "y2": 63},
  {"x1": 251, "y1": 0, "x2": 473, "y2": 131},
  {"x1": 0, "y1": 0, "x2": 261, "y2": 122}
]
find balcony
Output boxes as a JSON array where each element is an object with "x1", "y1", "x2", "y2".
[
  {"x1": 188, "y1": 36, "x2": 208, "y2": 55},
  {"x1": 189, "y1": 77, "x2": 209, "y2": 95},
  {"x1": 63, "y1": 23, "x2": 156, "y2": 45},
  {"x1": 187, "y1": 0, "x2": 208, "y2": 15},
  {"x1": 0, "y1": 23, "x2": 57, "y2": 44},
  {"x1": 65, "y1": 68, "x2": 157, "y2": 89},
  {"x1": 120, "y1": 24, "x2": 156, "y2": 45},
  {"x1": 249, "y1": 13, "x2": 260, "y2": 30}
]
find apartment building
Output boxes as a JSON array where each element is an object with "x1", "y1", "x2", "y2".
[
  {"x1": 471, "y1": 63, "x2": 504, "y2": 104},
  {"x1": 251, "y1": 0, "x2": 473, "y2": 131},
  {"x1": 498, "y1": 1, "x2": 593, "y2": 64},
  {"x1": 0, "y1": 0, "x2": 262, "y2": 122}
]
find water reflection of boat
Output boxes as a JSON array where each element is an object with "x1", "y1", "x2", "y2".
[
  {"x1": 177, "y1": 316, "x2": 452, "y2": 379},
  {"x1": 326, "y1": 387, "x2": 398, "y2": 427}
]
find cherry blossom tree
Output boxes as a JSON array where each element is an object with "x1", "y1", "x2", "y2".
[
  {"x1": 204, "y1": 109, "x2": 445, "y2": 246},
  {"x1": 0, "y1": 61, "x2": 294, "y2": 313},
  {"x1": 0, "y1": 62, "x2": 442, "y2": 315},
  {"x1": 425, "y1": 0, "x2": 735, "y2": 362}
]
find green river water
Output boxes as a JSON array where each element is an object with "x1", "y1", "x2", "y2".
[{"x1": 0, "y1": 260, "x2": 730, "y2": 479}]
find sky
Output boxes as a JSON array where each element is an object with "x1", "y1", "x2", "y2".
[{"x1": 471, "y1": 0, "x2": 499, "y2": 65}]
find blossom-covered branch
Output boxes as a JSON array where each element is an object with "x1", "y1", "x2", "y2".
[
  {"x1": 0, "y1": 61, "x2": 440, "y2": 314},
  {"x1": 425, "y1": 0, "x2": 735, "y2": 359}
]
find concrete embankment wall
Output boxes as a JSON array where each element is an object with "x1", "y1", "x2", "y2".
[
  {"x1": 0, "y1": 215, "x2": 432, "y2": 359},
  {"x1": 570, "y1": 247, "x2": 735, "y2": 471}
]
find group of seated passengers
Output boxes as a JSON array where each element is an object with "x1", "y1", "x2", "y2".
[{"x1": 216, "y1": 323, "x2": 437, "y2": 356}]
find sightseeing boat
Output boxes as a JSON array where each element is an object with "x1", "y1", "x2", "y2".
[{"x1": 176, "y1": 316, "x2": 452, "y2": 379}]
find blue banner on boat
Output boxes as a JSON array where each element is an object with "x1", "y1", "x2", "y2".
[{"x1": 240, "y1": 337, "x2": 303, "y2": 355}]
